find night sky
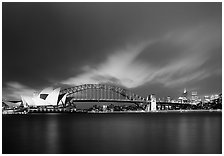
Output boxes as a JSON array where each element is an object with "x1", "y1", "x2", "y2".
[{"x1": 2, "y1": 2, "x2": 222, "y2": 100}]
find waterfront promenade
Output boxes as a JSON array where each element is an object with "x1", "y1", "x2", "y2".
[{"x1": 2, "y1": 108, "x2": 221, "y2": 115}]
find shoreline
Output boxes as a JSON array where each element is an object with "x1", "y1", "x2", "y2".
[
  {"x1": 2, "y1": 109, "x2": 222, "y2": 115},
  {"x1": 88, "y1": 109, "x2": 222, "y2": 113}
]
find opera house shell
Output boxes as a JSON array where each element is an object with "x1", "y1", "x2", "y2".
[
  {"x1": 21, "y1": 87, "x2": 67, "y2": 107},
  {"x1": 3, "y1": 100, "x2": 22, "y2": 108}
]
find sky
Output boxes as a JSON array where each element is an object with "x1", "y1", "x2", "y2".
[{"x1": 2, "y1": 2, "x2": 222, "y2": 100}]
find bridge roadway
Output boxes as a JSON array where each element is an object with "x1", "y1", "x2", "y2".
[
  {"x1": 68, "y1": 99, "x2": 193, "y2": 106},
  {"x1": 157, "y1": 102, "x2": 192, "y2": 106},
  {"x1": 69, "y1": 98, "x2": 146, "y2": 103}
]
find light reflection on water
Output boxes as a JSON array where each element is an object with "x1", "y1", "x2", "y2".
[
  {"x1": 3, "y1": 112, "x2": 221, "y2": 154},
  {"x1": 46, "y1": 115, "x2": 59, "y2": 153}
]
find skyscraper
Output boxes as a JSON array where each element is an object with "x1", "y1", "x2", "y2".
[{"x1": 191, "y1": 91, "x2": 198, "y2": 104}]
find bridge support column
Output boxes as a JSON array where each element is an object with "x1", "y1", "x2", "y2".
[
  {"x1": 151, "y1": 94, "x2": 156, "y2": 111},
  {"x1": 147, "y1": 94, "x2": 157, "y2": 111},
  {"x1": 146, "y1": 103, "x2": 150, "y2": 112},
  {"x1": 145, "y1": 94, "x2": 157, "y2": 112}
]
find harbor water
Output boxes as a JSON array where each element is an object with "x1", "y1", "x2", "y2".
[{"x1": 2, "y1": 112, "x2": 222, "y2": 154}]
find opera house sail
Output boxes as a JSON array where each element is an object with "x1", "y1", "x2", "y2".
[
  {"x1": 45, "y1": 88, "x2": 61, "y2": 106},
  {"x1": 21, "y1": 87, "x2": 63, "y2": 107},
  {"x1": 3, "y1": 100, "x2": 22, "y2": 108},
  {"x1": 38, "y1": 87, "x2": 54, "y2": 99},
  {"x1": 58, "y1": 93, "x2": 68, "y2": 106}
]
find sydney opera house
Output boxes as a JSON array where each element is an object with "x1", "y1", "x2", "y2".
[{"x1": 3, "y1": 87, "x2": 67, "y2": 109}]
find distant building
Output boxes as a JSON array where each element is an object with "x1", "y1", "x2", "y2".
[
  {"x1": 204, "y1": 96, "x2": 210, "y2": 103},
  {"x1": 191, "y1": 91, "x2": 199, "y2": 104},
  {"x1": 178, "y1": 96, "x2": 187, "y2": 104},
  {"x1": 183, "y1": 88, "x2": 188, "y2": 99},
  {"x1": 167, "y1": 96, "x2": 171, "y2": 103},
  {"x1": 177, "y1": 88, "x2": 188, "y2": 104},
  {"x1": 103, "y1": 105, "x2": 107, "y2": 112},
  {"x1": 171, "y1": 99, "x2": 177, "y2": 103},
  {"x1": 219, "y1": 93, "x2": 222, "y2": 104},
  {"x1": 178, "y1": 97, "x2": 183, "y2": 103},
  {"x1": 211, "y1": 94, "x2": 219, "y2": 100}
]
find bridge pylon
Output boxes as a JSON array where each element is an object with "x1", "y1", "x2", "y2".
[{"x1": 146, "y1": 94, "x2": 157, "y2": 112}]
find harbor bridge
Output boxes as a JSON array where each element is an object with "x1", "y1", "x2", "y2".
[
  {"x1": 59, "y1": 84, "x2": 147, "y2": 105},
  {"x1": 59, "y1": 84, "x2": 194, "y2": 110}
]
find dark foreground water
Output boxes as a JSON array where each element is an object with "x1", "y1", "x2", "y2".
[{"x1": 3, "y1": 112, "x2": 222, "y2": 154}]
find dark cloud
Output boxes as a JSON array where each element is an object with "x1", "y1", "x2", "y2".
[{"x1": 2, "y1": 2, "x2": 222, "y2": 100}]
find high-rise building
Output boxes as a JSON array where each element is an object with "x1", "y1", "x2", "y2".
[
  {"x1": 191, "y1": 91, "x2": 199, "y2": 104},
  {"x1": 183, "y1": 88, "x2": 188, "y2": 98},
  {"x1": 178, "y1": 88, "x2": 188, "y2": 104}
]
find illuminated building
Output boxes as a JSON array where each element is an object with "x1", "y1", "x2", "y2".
[
  {"x1": 178, "y1": 88, "x2": 188, "y2": 104},
  {"x1": 167, "y1": 96, "x2": 171, "y2": 103},
  {"x1": 211, "y1": 94, "x2": 219, "y2": 100},
  {"x1": 21, "y1": 87, "x2": 62, "y2": 106},
  {"x1": 204, "y1": 96, "x2": 210, "y2": 103},
  {"x1": 178, "y1": 97, "x2": 183, "y2": 103},
  {"x1": 183, "y1": 88, "x2": 188, "y2": 99},
  {"x1": 191, "y1": 91, "x2": 199, "y2": 104},
  {"x1": 103, "y1": 105, "x2": 107, "y2": 112}
]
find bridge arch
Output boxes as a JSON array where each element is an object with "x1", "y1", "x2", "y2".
[{"x1": 60, "y1": 84, "x2": 146, "y2": 102}]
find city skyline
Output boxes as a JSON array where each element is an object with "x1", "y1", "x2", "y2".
[{"x1": 3, "y1": 2, "x2": 222, "y2": 100}]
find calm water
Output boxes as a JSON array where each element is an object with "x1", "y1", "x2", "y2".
[{"x1": 2, "y1": 112, "x2": 222, "y2": 154}]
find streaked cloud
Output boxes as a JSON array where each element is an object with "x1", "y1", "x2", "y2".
[
  {"x1": 61, "y1": 40, "x2": 155, "y2": 88},
  {"x1": 3, "y1": 82, "x2": 36, "y2": 100},
  {"x1": 61, "y1": 22, "x2": 221, "y2": 90}
]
